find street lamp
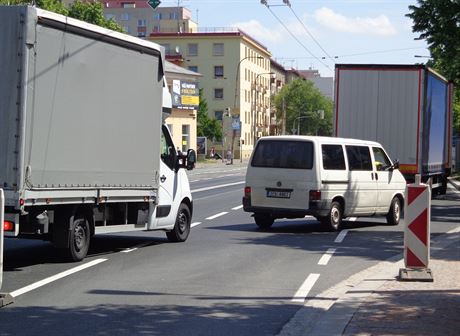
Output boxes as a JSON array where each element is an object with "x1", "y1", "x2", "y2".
[
  {"x1": 232, "y1": 55, "x2": 263, "y2": 162},
  {"x1": 253, "y1": 72, "x2": 274, "y2": 146}
]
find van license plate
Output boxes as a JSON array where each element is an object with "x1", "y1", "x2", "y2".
[{"x1": 267, "y1": 190, "x2": 291, "y2": 198}]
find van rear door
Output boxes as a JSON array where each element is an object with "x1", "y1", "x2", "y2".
[{"x1": 247, "y1": 139, "x2": 318, "y2": 210}]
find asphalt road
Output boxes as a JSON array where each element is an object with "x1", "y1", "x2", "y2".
[{"x1": 0, "y1": 166, "x2": 459, "y2": 336}]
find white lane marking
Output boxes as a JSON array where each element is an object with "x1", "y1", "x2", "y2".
[
  {"x1": 191, "y1": 181, "x2": 244, "y2": 193},
  {"x1": 318, "y1": 248, "x2": 336, "y2": 265},
  {"x1": 292, "y1": 273, "x2": 320, "y2": 303},
  {"x1": 121, "y1": 248, "x2": 138, "y2": 253},
  {"x1": 191, "y1": 222, "x2": 202, "y2": 228},
  {"x1": 206, "y1": 212, "x2": 228, "y2": 220},
  {"x1": 334, "y1": 229, "x2": 349, "y2": 243},
  {"x1": 10, "y1": 258, "x2": 107, "y2": 298},
  {"x1": 232, "y1": 205, "x2": 243, "y2": 210}
]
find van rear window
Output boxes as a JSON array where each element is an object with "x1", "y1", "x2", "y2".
[{"x1": 252, "y1": 140, "x2": 313, "y2": 169}]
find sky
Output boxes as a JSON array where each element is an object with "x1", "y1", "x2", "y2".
[{"x1": 159, "y1": 0, "x2": 430, "y2": 78}]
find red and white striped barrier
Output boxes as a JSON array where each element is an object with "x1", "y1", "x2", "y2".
[{"x1": 404, "y1": 178, "x2": 431, "y2": 268}]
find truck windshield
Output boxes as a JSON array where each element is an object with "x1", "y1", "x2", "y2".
[{"x1": 251, "y1": 140, "x2": 313, "y2": 169}]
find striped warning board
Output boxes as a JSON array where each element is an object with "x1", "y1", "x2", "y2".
[{"x1": 404, "y1": 182, "x2": 431, "y2": 268}]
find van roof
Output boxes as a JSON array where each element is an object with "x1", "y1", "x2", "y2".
[{"x1": 258, "y1": 135, "x2": 382, "y2": 147}]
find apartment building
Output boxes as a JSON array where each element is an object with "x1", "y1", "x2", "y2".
[
  {"x1": 101, "y1": 1, "x2": 197, "y2": 38},
  {"x1": 149, "y1": 26, "x2": 272, "y2": 160}
]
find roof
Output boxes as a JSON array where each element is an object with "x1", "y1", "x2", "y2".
[{"x1": 165, "y1": 61, "x2": 202, "y2": 77}]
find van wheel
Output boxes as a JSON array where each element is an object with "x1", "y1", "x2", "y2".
[
  {"x1": 322, "y1": 201, "x2": 342, "y2": 232},
  {"x1": 68, "y1": 217, "x2": 90, "y2": 262},
  {"x1": 386, "y1": 197, "x2": 401, "y2": 226},
  {"x1": 254, "y1": 213, "x2": 274, "y2": 230},
  {"x1": 166, "y1": 203, "x2": 191, "y2": 242}
]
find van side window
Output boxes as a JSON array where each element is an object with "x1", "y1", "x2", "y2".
[
  {"x1": 346, "y1": 145, "x2": 372, "y2": 171},
  {"x1": 252, "y1": 140, "x2": 313, "y2": 169},
  {"x1": 372, "y1": 147, "x2": 392, "y2": 171},
  {"x1": 322, "y1": 144, "x2": 346, "y2": 170}
]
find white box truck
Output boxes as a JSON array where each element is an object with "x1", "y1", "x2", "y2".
[
  {"x1": 0, "y1": 6, "x2": 196, "y2": 261},
  {"x1": 334, "y1": 64, "x2": 454, "y2": 194}
]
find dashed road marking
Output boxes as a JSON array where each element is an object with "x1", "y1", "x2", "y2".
[
  {"x1": 232, "y1": 205, "x2": 243, "y2": 210},
  {"x1": 334, "y1": 229, "x2": 349, "y2": 243},
  {"x1": 318, "y1": 248, "x2": 336, "y2": 265},
  {"x1": 292, "y1": 273, "x2": 320, "y2": 303},
  {"x1": 205, "y1": 212, "x2": 228, "y2": 220},
  {"x1": 191, "y1": 181, "x2": 244, "y2": 193},
  {"x1": 191, "y1": 222, "x2": 202, "y2": 228}
]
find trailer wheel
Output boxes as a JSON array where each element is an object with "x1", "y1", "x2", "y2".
[
  {"x1": 386, "y1": 197, "x2": 401, "y2": 226},
  {"x1": 166, "y1": 203, "x2": 191, "y2": 242},
  {"x1": 68, "y1": 217, "x2": 90, "y2": 262}
]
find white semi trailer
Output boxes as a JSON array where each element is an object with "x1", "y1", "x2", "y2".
[
  {"x1": 0, "y1": 6, "x2": 196, "y2": 261},
  {"x1": 334, "y1": 64, "x2": 453, "y2": 194}
]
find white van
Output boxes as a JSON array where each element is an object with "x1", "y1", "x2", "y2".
[{"x1": 243, "y1": 136, "x2": 406, "y2": 231}]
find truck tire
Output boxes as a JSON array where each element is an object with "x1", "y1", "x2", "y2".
[
  {"x1": 254, "y1": 213, "x2": 274, "y2": 230},
  {"x1": 166, "y1": 203, "x2": 191, "y2": 242},
  {"x1": 68, "y1": 217, "x2": 90, "y2": 262},
  {"x1": 321, "y1": 201, "x2": 342, "y2": 232},
  {"x1": 386, "y1": 197, "x2": 401, "y2": 226}
]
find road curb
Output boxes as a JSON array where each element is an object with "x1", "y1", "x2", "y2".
[{"x1": 277, "y1": 226, "x2": 460, "y2": 336}]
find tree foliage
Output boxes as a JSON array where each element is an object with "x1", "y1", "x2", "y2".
[
  {"x1": 407, "y1": 0, "x2": 460, "y2": 133},
  {"x1": 197, "y1": 89, "x2": 222, "y2": 141},
  {"x1": 0, "y1": 0, "x2": 123, "y2": 32},
  {"x1": 273, "y1": 78, "x2": 333, "y2": 136}
]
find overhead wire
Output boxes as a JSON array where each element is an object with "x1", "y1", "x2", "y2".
[{"x1": 262, "y1": 3, "x2": 332, "y2": 71}]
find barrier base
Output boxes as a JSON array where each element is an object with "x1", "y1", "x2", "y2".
[
  {"x1": 0, "y1": 293, "x2": 14, "y2": 307},
  {"x1": 398, "y1": 268, "x2": 434, "y2": 282}
]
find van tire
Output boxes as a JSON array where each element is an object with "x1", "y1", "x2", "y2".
[
  {"x1": 68, "y1": 217, "x2": 90, "y2": 262},
  {"x1": 386, "y1": 197, "x2": 401, "y2": 226},
  {"x1": 254, "y1": 213, "x2": 274, "y2": 230},
  {"x1": 322, "y1": 201, "x2": 342, "y2": 232},
  {"x1": 166, "y1": 203, "x2": 191, "y2": 242}
]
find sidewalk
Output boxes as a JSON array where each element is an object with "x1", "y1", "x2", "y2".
[{"x1": 280, "y1": 179, "x2": 460, "y2": 336}]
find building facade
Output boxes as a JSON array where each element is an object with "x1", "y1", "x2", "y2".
[
  {"x1": 149, "y1": 27, "x2": 272, "y2": 159},
  {"x1": 101, "y1": 1, "x2": 197, "y2": 38}
]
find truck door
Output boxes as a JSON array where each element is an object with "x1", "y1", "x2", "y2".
[
  {"x1": 344, "y1": 145, "x2": 377, "y2": 215},
  {"x1": 148, "y1": 125, "x2": 179, "y2": 230}
]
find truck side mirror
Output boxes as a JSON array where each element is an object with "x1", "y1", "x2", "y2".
[
  {"x1": 387, "y1": 159, "x2": 399, "y2": 171},
  {"x1": 186, "y1": 149, "x2": 196, "y2": 170}
]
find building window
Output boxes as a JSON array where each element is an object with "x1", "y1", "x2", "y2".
[
  {"x1": 213, "y1": 43, "x2": 224, "y2": 56},
  {"x1": 187, "y1": 43, "x2": 198, "y2": 56},
  {"x1": 120, "y1": 13, "x2": 130, "y2": 21},
  {"x1": 181, "y1": 124, "x2": 190, "y2": 152},
  {"x1": 138, "y1": 32, "x2": 146, "y2": 38},
  {"x1": 215, "y1": 111, "x2": 223, "y2": 121},
  {"x1": 169, "y1": 11, "x2": 179, "y2": 20},
  {"x1": 153, "y1": 12, "x2": 162, "y2": 20},
  {"x1": 188, "y1": 66, "x2": 198, "y2": 73},
  {"x1": 123, "y1": 26, "x2": 131, "y2": 34},
  {"x1": 161, "y1": 43, "x2": 171, "y2": 55},
  {"x1": 214, "y1": 66, "x2": 224, "y2": 78},
  {"x1": 138, "y1": 19, "x2": 146, "y2": 27},
  {"x1": 153, "y1": 25, "x2": 160, "y2": 32},
  {"x1": 121, "y1": 2, "x2": 135, "y2": 8},
  {"x1": 214, "y1": 88, "x2": 224, "y2": 99},
  {"x1": 105, "y1": 14, "x2": 115, "y2": 20}
]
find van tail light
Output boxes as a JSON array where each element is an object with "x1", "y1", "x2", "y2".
[
  {"x1": 309, "y1": 190, "x2": 321, "y2": 201},
  {"x1": 244, "y1": 186, "x2": 251, "y2": 198},
  {"x1": 3, "y1": 220, "x2": 14, "y2": 232}
]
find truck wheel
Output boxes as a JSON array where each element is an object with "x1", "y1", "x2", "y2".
[
  {"x1": 254, "y1": 213, "x2": 274, "y2": 230},
  {"x1": 321, "y1": 201, "x2": 342, "y2": 232},
  {"x1": 166, "y1": 203, "x2": 191, "y2": 242},
  {"x1": 386, "y1": 197, "x2": 401, "y2": 226},
  {"x1": 68, "y1": 217, "x2": 90, "y2": 262}
]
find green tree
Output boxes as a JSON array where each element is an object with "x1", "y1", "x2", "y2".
[
  {"x1": 0, "y1": 0, "x2": 123, "y2": 32},
  {"x1": 197, "y1": 89, "x2": 222, "y2": 141},
  {"x1": 273, "y1": 78, "x2": 333, "y2": 136},
  {"x1": 407, "y1": 0, "x2": 460, "y2": 133}
]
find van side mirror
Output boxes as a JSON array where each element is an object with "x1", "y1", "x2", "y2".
[{"x1": 387, "y1": 160, "x2": 399, "y2": 171}]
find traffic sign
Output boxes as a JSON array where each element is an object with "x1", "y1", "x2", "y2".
[{"x1": 147, "y1": 0, "x2": 161, "y2": 9}]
